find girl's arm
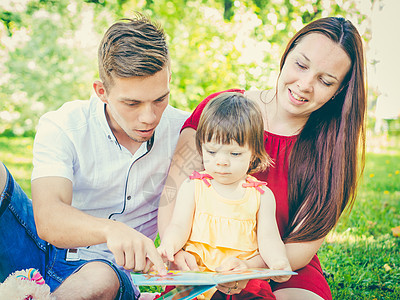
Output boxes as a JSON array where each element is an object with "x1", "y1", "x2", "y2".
[
  {"x1": 158, "y1": 128, "x2": 202, "y2": 238},
  {"x1": 158, "y1": 178, "x2": 196, "y2": 262},
  {"x1": 257, "y1": 187, "x2": 292, "y2": 281}
]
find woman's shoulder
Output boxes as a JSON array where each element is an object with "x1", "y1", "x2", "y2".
[
  {"x1": 243, "y1": 89, "x2": 261, "y2": 101},
  {"x1": 202, "y1": 89, "x2": 245, "y2": 107},
  {"x1": 244, "y1": 89, "x2": 274, "y2": 104}
]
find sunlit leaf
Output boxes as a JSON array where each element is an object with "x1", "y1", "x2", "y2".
[{"x1": 391, "y1": 226, "x2": 400, "y2": 237}]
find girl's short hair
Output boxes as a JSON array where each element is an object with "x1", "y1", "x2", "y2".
[{"x1": 196, "y1": 92, "x2": 272, "y2": 174}]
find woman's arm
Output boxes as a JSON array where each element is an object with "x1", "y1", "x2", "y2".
[
  {"x1": 285, "y1": 238, "x2": 325, "y2": 271},
  {"x1": 158, "y1": 128, "x2": 203, "y2": 238},
  {"x1": 158, "y1": 179, "x2": 196, "y2": 261},
  {"x1": 245, "y1": 237, "x2": 324, "y2": 271},
  {"x1": 257, "y1": 188, "x2": 324, "y2": 271}
]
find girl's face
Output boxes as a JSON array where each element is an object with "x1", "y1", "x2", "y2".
[
  {"x1": 202, "y1": 140, "x2": 252, "y2": 186},
  {"x1": 277, "y1": 33, "x2": 351, "y2": 119}
]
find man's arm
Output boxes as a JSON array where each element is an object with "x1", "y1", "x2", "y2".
[
  {"x1": 0, "y1": 162, "x2": 6, "y2": 195},
  {"x1": 32, "y1": 176, "x2": 166, "y2": 274}
]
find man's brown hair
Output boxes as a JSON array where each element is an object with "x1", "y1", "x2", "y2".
[{"x1": 98, "y1": 12, "x2": 169, "y2": 91}]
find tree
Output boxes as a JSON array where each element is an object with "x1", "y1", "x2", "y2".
[{"x1": 0, "y1": 0, "x2": 371, "y2": 135}]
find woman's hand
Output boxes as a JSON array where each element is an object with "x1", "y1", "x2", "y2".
[
  {"x1": 269, "y1": 259, "x2": 292, "y2": 283},
  {"x1": 214, "y1": 257, "x2": 249, "y2": 295}
]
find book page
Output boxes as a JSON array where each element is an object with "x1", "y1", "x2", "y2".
[
  {"x1": 212, "y1": 268, "x2": 296, "y2": 284},
  {"x1": 131, "y1": 268, "x2": 296, "y2": 286},
  {"x1": 132, "y1": 270, "x2": 215, "y2": 286}
]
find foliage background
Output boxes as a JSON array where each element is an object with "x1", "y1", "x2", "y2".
[{"x1": 0, "y1": 0, "x2": 374, "y2": 136}]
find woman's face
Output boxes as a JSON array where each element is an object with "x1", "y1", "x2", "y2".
[{"x1": 277, "y1": 33, "x2": 351, "y2": 118}]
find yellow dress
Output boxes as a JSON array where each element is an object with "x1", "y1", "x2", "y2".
[{"x1": 184, "y1": 171, "x2": 262, "y2": 272}]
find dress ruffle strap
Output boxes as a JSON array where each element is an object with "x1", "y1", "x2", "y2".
[
  {"x1": 189, "y1": 171, "x2": 214, "y2": 187},
  {"x1": 242, "y1": 177, "x2": 267, "y2": 194}
]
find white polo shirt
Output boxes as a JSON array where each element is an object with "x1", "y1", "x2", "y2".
[{"x1": 32, "y1": 95, "x2": 189, "y2": 263}]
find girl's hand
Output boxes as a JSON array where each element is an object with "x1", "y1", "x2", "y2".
[
  {"x1": 269, "y1": 259, "x2": 292, "y2": 283},
  {"x1": 215, "y1": 257, "x2": 249, "y2": 295},
  {"x1": 169, "y1": 249, "x2": 200, "y2": 271},
  {"x1": 157, "y1": 244, "x2": 175, "y2": 262}
]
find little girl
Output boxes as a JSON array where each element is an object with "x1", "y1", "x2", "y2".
[{"x1": 158, "y1": 92, "x2": 291, "y2": 299}]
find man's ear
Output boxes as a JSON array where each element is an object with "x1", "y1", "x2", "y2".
[{"x1": 93, "y1": 80, "x2": 108, "y2": 104}]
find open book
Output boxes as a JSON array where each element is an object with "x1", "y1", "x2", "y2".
[{"x1": 132, "y1": 268, "x2": 296, "y2": 300}]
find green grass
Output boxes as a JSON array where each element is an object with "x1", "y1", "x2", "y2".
[
  {"x1": 0, "y1": 136, "x2": 34, "y2": 198},
  {"x1": 319, "y1": 135, "x2": 400, "y2": 299},
  {"x1": 1, "y1": 134, "x2": 399, "y2": 299}
]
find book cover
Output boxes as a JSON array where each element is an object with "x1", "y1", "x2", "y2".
[
  {"x1": 156, "y1": 285, "x2": 215, "y2": 300},
  {"x1": 133, "y1": 268, "x2": 296, "y2": 299}
]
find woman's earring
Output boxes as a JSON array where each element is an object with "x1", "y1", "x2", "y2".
[{"x1": 332, "y1": 86, "x2": 344, "y2": 100}]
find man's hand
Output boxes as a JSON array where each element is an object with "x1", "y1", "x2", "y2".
[
  {"x1": 169, "y1": 249, "x2": 199, "y2": 271},
  {"x1": 214, "y1": 257, "x2": 249, "y2": 295},
  {"x1": 105, "y1": 220, "x2": 166, "y2": 275}
]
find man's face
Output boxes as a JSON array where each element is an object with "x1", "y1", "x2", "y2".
[{"x1": 97, "y1": 66, "x2": 170, "y2": 144}]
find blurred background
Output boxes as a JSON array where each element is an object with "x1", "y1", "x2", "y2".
[{"x1": 0, "y1": 0, "x2": 399, "y2": 137}]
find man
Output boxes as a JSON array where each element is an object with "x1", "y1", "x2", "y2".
[{"x1": 0, "y1": 13, "x2": 188, "y2": 299}]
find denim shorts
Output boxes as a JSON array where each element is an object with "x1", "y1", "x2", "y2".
[{"x1": 0, "y1": 164, "x2": 138, "y2": 299}]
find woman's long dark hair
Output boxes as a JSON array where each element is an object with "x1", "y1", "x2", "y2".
[{"x1": 281, "y1": 17, "x2": 366, "y2": 243}]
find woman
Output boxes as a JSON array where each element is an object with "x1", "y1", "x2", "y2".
[{"x1": 158, "y1": 17, "x2": 365, "y2": 300}]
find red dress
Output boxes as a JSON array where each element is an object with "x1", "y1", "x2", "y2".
[{"x1": 181, "y1": 89, "x2": 332, "y2": 300}]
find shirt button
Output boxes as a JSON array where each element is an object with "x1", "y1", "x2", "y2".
[
  {"x1": 127, "y1": 196, "x2": 131, "y2": 200},
  {"x1": 108, "y1": 135, "x2": 111, "y2": 139}
]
